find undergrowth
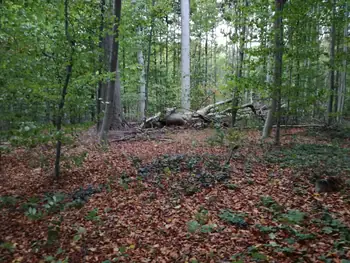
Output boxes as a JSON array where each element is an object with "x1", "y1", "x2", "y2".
[{"x1": 264, "y1": 143, "x2": 350, "y2": 175}]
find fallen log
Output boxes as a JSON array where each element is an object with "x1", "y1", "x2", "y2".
[
  {"x1": 141, "y1": 99, "x2": 268, "y2": 129},
  {"x1": 197, "y1": 98, "x2": 233, "y2": 116}
]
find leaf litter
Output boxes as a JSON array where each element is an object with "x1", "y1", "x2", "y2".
[{"x1": 0, "y1": 128, "x2": 350, "y2": 262}]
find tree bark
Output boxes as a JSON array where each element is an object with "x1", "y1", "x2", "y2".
[
  {"x1": 144, "y1": 0, "x2": 155, "y2": 115},
  {"x1": 100, "y1": 0, "x2": 122, "y2": 144},
  {"x1": 138, "y1": 46, "x2": 146, "y2": 120},
  {"x1": 328, "y1": 0, "x2": 336, "y2": 125},
  {"x1": 54, "y1": 0, "x2": 74, "y2": 177},
  {"x1": 231, "y1": 0, "x2": 247, "y2": 127},
  {"x1": 111, "y1": 63, "x2": 124, "y2": 129},
  {"x1": 181, "y1": 0, "x2": 191, "y2": 110},
  {"x1": 337, "y1": 2, "x2": 347, "y2": 122},
  {"x1": 132, "y1": 0, "x2": 146, "y2": 120},
  {"x1": 262, "y1": 0, "x2": 286, "y2": 144},
  {"x1": 97, "y1": 0, "x2": 106, "y2": 132}
]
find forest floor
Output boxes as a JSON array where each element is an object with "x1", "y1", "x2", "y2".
[{"x1": 1, "y1": 127, "x2": 350, "y2": 263}]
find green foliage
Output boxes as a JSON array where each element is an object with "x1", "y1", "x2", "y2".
[
  {"x1": 195, "y1": 208, "x2": 209, "y2": 225},
  {"x1": 21, "y1": 196, "x2": 40, "y2": 210},
  {"x1": 260, "y1": 196, "x2": 283, "y2": 213},
  {"x1": 255, "y1": 225, "x2": 278, "y2": 234},
  {"x1": 64, "y1": 199, "x2": 85, "y2": 210},
  {"x1": 187, "y1": 220, "x2": 201, "y2": 233},
  {"x1": 225, "y1": 129, "x2": 244, "y2": 146},
  {"x1": 119, "y1": 172, "x2": 132, "y2": 190},
  {"x1": 43, "y1": 248, "x2": 68, "y2": 263},
  {"x1": 318, "y1": 212, "x2": 350, "y2": 247},
  {"x1": 225, "y1": 183, "x2": 239, "y2": 190},
  {"x1": 279, "y1": 210, "x2": 306, "y2": 225},
  {"x1": 0, "y1": 241, "x2": 15, "y2": 253},
  {"x1": 44, "y1": 193, "x2": 67, "y2": 213},
  {"x1": 71, "y1": 151, "x2": 88, "y2": 167},
  {"x1": 73, "y1": 226, "x2": 86, "y2": 242},
  {"x1": 23, "y1": 193, "x2": 67, "y2": 220},
  {"x1": 138, "y1": 154, "x2": 230, "y2": 196},
  {"x1": 47, "y1": 217, "x2": 63, "y2": 246},
  {"x1": 206, "y1": 124, "x2": 225, "y2": 146},
  {"x1": 187, "y1": 220, "x2": 217, "y2": 234},
  {"x1": 85, "y1": 208, "x2": 100, "y2": 222},
  {"x1": 219, "y1": 210, "x2": 247, "y2": 228},
  {"x1": 25, "y1": 207, "x2": 44, "y2": 221},
  {"x1": 265, "y1": 144, "x2": 350, "y2": 174},
  {"x1": 0, "y1": 195, "x2": 19, "y2": 209},
  {"x1": 187, "y1": 208, "x2": 217, "y2": 234},
  {"x1": 207, "y1": 127, "x2": 245, "y2": 147},
  {"x1": 200, "y1": 224, "x2": 217, "y2": 233},
  {"x1": 9, "y1": 123, "x2": 54, "y2": 148}
]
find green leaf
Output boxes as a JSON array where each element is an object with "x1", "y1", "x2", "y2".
[
  {"x1": 200, "y1": 224, "x2": 216, "y2": 233},
  {"x1": 322, "y1": 226, "x2": 333, "y2": 234},
  {"x1": 119, "y1": 246, "x2": 127, "y2": 253},
  {"x1": 187, "y1": 220, "x2": 201, "y2": 233},
  {"x1": 73, "y1": 235, "x2": 81, "y2": 242},
  {"x1": 269, "y1": 233, "x2": 276, "y2": 239},
  {"x1": 251, "y1": 252, "x2": 267, "y2": 260}
]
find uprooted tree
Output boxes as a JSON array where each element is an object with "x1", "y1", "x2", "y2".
[{"x1": 141, "y1": 98, "x2": 267, "y2": 129}]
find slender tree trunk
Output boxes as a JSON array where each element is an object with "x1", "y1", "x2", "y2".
[
  {"x1": 205, "y1": 31, "x2": 208, "y2": 87},
  {"x1": 338, "y1": 2, "x2": 347, "y2": 122},
  {"x1": 328, "y1": 0, "x2": 336, "y2": 125},
  {"x1": 144, "y1": 0, "x2": 155, "y2": 115},
  {"x1": 181, "y1": 0, "x2": 191, "y2": 110},
  {"x1": 137, "y1": 45, "x2": 146, "y2": 120},
  {"x1": 132, "y1": 0, "x2": 146, "y2": 120},
  {"x1": 54, "y1": 0, "x2": 74, "y2": 177},
  {"x1": 213, "y1": 29, "x2": 217, "y2": 89},
  {"x1": 100, "y1": 0, "x2": 122, "y2": 144},
  {"x1": 165, "y1": 16, "x2": 169, "y2": 82},
  {"x1": 273, "y1": 0, "x2": 286, "y2": 145},
  {"x1": 198, "y1": 34, "x2": 202, "y2": 85},
  {"x1": 314, "y1": 5, "x2": 320, "y2": 119},
  {"x1": 192, "y1": 41, "x2": 198, "y2": 89},
  {"x1": 231, "y1": 0, "x2": 247, "y2": 127},
  {"x1": 172, "y1": 17, "x2": 177, "y2": 82},
  {"x1": 97, "y1": 0, "x2": 106, "y2": 132},
  {"x1": 262, "y1": 0, "x2": 286, "y2": 143}
]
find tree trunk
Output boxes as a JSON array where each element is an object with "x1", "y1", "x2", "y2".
[
  {"x1": 328, "y1": 0, "x2": 336, "y2": 125},
  {"x1": 54, "y1": 0, "x2": 74, "y2": 177},
  {"x1": 111, "y1": 63, "x2": 124, "y2": 129},
  {"x1": 181, "y1": 0, "x2": 191, "y2": 110},
  {"x1": 97, "y1": 0, "x2": 106, "y2": 132},
  {"x1": 205, "y1": 31, "x2": 208, "y2": 87},
  {"x1": 172, "y1": 17, "x2": 177, "y2": 83},
  {"x1": 231, "y1": 0, "x2": 247, "y2": 127},
  {"x1": 132, "y1": 0, "x2": 146, "y2": 120},
  {"x1": 144, "y1": 0, "x2": 155, "y2": 116},
  {"x1": 337, "y1": 2, "x2": 347, "y2": 122},
  {"x1": 138, "y1": 46, "x2": 146, "y2": 120},
  {"x1": 165, "y1": 16, "x2": 169, "y2": 83},
  {"x1": 213, "y1": 29, "x2": 217, "y2": 89},
  {"x1": 100, "y1": 0, "x2": 122, "y2": 144},
  {"x1": 262, "y1": 0, "x2": 286, "y2": 144}
]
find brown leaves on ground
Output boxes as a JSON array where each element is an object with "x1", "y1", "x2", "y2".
[{"x1": 0, "y1": 128, "x2": 349, "y2": 263}]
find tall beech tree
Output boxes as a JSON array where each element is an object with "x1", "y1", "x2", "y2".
[
  {"x1": 100, "y1": 0, "x2": 122, "y2": 143},
  {"x1": 262, "y1": 0, "x2": 286, "y2": 143},
  {"x1": 181, "y1": 0, "x2": 191, "y2": 110}
]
